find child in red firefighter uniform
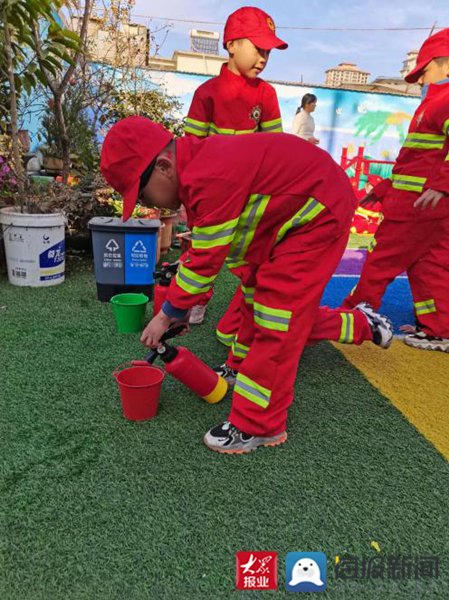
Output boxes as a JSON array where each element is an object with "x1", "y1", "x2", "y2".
[
  {"x1": 343, "y1": 29, "x2": 449, "y2": 353},
  {"x1": 100, "y1": 117, "x2": 393, "y2": 453},
  {"x1": 184, "y1": 6, "x2": 285, "y2": 333}
]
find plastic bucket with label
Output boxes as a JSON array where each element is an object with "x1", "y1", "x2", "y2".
[{"x1": 0, "y1": 207, "x2": 65, "y2": 287}]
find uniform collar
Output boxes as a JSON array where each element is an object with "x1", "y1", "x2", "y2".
[
  {"x1": 219, "y1": 62, "x2": 259, "y2": 87},
  {"x1": 422, "y1": 79, "x2": 449, "y2": 100},
  {"x1": 175, "y1": 137, "x2": 203, "y2": 197}
]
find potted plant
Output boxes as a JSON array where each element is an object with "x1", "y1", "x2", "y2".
[{"x1": 0, "y1": 0, "x2": 91, "y2": 286}]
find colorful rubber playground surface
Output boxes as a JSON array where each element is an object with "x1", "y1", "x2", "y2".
[{"x1": 2, "y1": 245, "x2": 448, "y2": 599}]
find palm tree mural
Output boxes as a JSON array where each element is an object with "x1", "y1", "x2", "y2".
[{"x1": 354, "y1": 111, "x2": 412, "y2": 144}]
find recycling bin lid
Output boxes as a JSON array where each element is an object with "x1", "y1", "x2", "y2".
[{"x1": 88, "y1": 216, "x2": 161, "y2": 232}]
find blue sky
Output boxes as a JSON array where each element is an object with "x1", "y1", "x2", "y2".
[{"x1": 132, "y1": 0, "x2": 448, "y2": 83}]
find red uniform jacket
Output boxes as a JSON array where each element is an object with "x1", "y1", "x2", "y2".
[
  {"x1": 372, "y1": 82, "x2": 449, "y2": 221},
  {"x1": 163, "y1": 134, "x2": 356, "y2": 317},
  {"x1": 184, "y1": 63, "x2": 283, "y2": 137}
]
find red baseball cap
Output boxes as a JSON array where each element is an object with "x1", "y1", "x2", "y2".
[
  {"x1": 100, "y1": 116, "x2": 173, "y2": 221},
  {"x1": 405, "y1": 28, "x2": 449, "y2": 83},
  {"x1": 223, "y1": 7, "x2": 288, "y2": 50}
]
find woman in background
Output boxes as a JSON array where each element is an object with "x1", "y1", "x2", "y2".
[{"x1": 292, "y1": 93, "x2": 319, "y2": 144}]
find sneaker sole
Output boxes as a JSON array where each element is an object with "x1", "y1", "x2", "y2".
[
  {"x1": 203, "y1": 431, "x2": 288, "y2": 454},
  {"x1": 356, "y1": 303, "x2": 393, "y2": 349},
  {"x1": 404, "y1": 338, "x2": 449, "y2": 353}
]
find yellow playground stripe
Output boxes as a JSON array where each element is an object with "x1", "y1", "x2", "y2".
[{"x1": 334, "y1": 340, "x2": 449, "y2": 460}]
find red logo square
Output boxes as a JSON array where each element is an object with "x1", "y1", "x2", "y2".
[{"x1": 236, "y1": 552, "x2": 278, "y2": 590}]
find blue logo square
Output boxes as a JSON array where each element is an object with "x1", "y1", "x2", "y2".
[{"x1": 285, "y1": 552, "x2": 327, "y2": 592}]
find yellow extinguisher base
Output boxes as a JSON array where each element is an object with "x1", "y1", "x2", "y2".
[{"x1": 203, "y1": 376, "x2": 228, "y2": 404}]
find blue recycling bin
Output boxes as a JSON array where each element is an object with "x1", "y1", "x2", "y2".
[{"x1": 88, "y1": 216, "x2": 161, "y2": 301}]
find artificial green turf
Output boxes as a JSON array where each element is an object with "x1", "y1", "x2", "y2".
[{"x1": 1, "y1": 253, "x2": 448, "y2": 600}]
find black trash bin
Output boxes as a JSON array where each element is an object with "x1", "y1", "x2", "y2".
[{"x1": 88, "y1": 216, "x2": 161, "y2": 301}]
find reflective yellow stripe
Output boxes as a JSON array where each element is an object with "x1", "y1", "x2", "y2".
[
  {"x1": 254, "y1": 301, "x2": 292, "y2": 332},
  {"x1": 184, "y1": 117, "x2": 210, "y2": 137},
  {"x1": 241, "y1": 285, "x2": 255, "y2": 305},
  {"x1": 403, "y1": 133, "x2": 445, "y2": 150},
  {"x1": 391, "y1": 174, "x2": 426, "y2": 193},
  {"x1": 216, "y1": 329, "x2": 235, "y2": 347},
  {"x1": 407, "y1": 133, "x2": 446, "y2": 141},
  {"x1": 414, "y1": 299, "x2": 437, "y2": 315},
  {"x1": 209, "y1": 122, "x2": 258, "y2": 136},
  {"x1": 228, "y1": 194, "x2": 271, "y2": 261},
  {"x1": 444, "y1": 119, "x2": 449, "y2": 135},
  {"x1": 191, "y1": 217, "x2": 239, "y2": 249},
  {"x1": 235, "y1": 373, "x2": 271, "y2": 408},
  {"x1": 176, "y1": 263, "x2": 216, "y2": 296},
  {"x1": 368, "y1": 238, "x2": 377, "y2": 253},
  {"x1": 276, "y1": 197, "x2": 326, "y2": 244},
  {"x1": 358, "y1": 206, "x2": 380, "y2": 218},
  {"x1": 445, "y1": 152, "x2": 449, "y2": 162},
  {"x1": 225, "y1": 258, "x2": 249, "y2": 269},
  {"x1": 338, "y1": 313, "x2": 354, "y2": 343},
  {"x1": 232, "y1": 338, "x2": 250, "y2": 359},
  {"x1": 260, "y1": 118, "x2": 283, "y2": 132}
]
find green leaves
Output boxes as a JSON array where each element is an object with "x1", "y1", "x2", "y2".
[{"x1": 1, "y1": 0, "x2": 83, "y2": 95}]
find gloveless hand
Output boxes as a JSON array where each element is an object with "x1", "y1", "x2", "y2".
[
  {"x1": 140, "y1": 311, "x2": 178, "y2": 348},
  {"x1": 414, "y1": 189, "x2": 447, "y2": 210}
]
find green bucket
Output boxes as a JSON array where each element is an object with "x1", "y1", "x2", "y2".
[{"x1": 110, "y1": 293, "x2": 149, "y2": 334}]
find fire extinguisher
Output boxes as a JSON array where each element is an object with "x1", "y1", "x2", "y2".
[
  {"x1": 135, "y1": 325, "x2": 228, "y2": 404},
  {"x1": 153, "y1": 261, "x2": 179, "y2": 317}
]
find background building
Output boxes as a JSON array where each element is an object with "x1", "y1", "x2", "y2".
[
  {"x1": 325, "y1": 63, "x2": 370, "y2": 87},
  {"x1": 400, "y1": 50, "x2": 419, "y2": 79},
  {"x1": 189, "y1": 29, "x2": 220, "y2": 55},
  {"x1": 323, "y1": 53, "x2": 420, "y2": 97},
  {"x1": 148, "y1": 30, "x2": 226, "y2": 75},
  {"x1": 71, "y1": 16, "x2": 150, "y2": 67}
]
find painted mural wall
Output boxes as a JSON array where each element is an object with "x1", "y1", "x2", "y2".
[
  {"x1": 148, "y1": 69, "x2": 420, "y2": 169},
  {"x1": 22, "y1": 67, "x2": 420, "y2": 171}
]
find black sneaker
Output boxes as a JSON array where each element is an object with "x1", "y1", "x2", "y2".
[
  {"x1": 203, "y1": 421, "x2": 287, "y2": 454},
  {"x1": 404, "y1": 331, "x2": 449, "y2": 353},
  {"x1": 356, "y1": 302, "x2": 393, "y2": 349},
  {"x1": 213, "y1": 363, "x2": 238, "y2": 385}
]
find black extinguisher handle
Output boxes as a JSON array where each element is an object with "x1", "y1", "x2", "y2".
[{"x1": 144, "y1": 324, "x2": 188, "y2": 364}]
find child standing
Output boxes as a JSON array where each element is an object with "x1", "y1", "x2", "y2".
[
  {"x1": 343, "y1": 29, "x2": 449, "y2": 353},
  {"x1": 184, "y1": 6, "x2": 286, "y2": 332}
]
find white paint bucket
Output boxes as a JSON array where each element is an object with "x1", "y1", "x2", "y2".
[{"x1": 0, "y1": 207, "x2": 66, "y2": 287}]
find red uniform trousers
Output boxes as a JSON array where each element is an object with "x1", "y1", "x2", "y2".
[
  {"x1": 342, "y1": 216, "x2": 449, "y2": 338},
  {"x1": 216, "y1": 284, "x2": 244, "y2": 346},
  {"x1": 227, "y1": 206, "x2": 369, "y2": 437},
  {"x1": 222, "y1": 298, "x2": 372, "y2": 353},
  {"x1": 218, "y1": 267, "x2": 372, "y2": 352}
]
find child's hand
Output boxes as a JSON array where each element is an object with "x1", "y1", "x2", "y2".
[
  {"x1": 176, "y1": 231, "x2": 192, "y2": 240},
  {"x1": 141, "y1": 311, "x2": 181, "y2": 348},
  {"x1": 399, "y1": 324, "x2": 418, "y2": 334},
  {"x1": 414, "y1": 189, "x2": 446, "y2": 210}
]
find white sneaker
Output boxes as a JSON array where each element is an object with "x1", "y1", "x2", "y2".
[
  {"x1": 213, "y1": 363, "x2": 238, "y2": 385},
  {"x1": 189, "y1": 304, "x2": 207, "y2": 325},
  {"x1": 356, "y1": 302, "x2": 393, "y2": 349},
  {"x1": 203, "y1": 421, "x2": 287, "y2": 454},
  {"x1": 404, "y1": 331, "x2": 449, "y2": 353}
]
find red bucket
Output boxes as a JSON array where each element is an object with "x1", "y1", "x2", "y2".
[{"x1": 113, "y1": 362, "x2": 165, "y2": 421}]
